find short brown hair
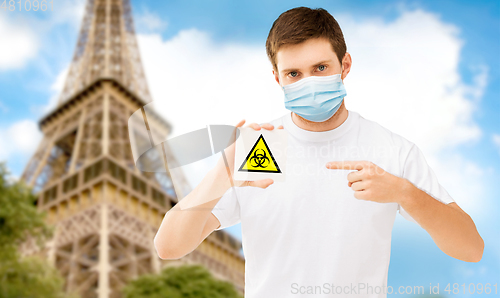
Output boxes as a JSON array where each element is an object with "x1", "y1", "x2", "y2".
[{"x1": 266, "y1": 7, "x2": 347, "y2": 74}]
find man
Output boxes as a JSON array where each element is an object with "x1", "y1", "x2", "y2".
[{"x1": 154, "y1": 6, "x2": 484, "y2": 298}]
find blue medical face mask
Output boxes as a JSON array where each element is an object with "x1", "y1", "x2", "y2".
[{"x1": 281, "y1": 69, "x2": 347, "y2": 122}]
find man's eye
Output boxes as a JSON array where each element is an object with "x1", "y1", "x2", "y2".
[
  {"x1": 289, "y1": 71, "x2": 298, "y2": 77},
  {"x1": 317, "y1": 65, "x2": 326, "y2": 71}
]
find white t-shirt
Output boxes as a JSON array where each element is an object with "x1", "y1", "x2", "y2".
[{"x1": 211, "y1": 110, "x2": 455, "y2": 298}]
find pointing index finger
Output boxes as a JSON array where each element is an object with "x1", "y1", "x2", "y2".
[{"x1": 325, "y1": 160, "x2": 367, "y2": 170}]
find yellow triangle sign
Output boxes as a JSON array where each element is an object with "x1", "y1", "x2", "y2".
[{"x1": 238, "y1": 134, "x2": 281, "y2": 173}]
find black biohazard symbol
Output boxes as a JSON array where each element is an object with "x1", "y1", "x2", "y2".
[
  {"x1": 250, "y1": 149, "x2": 270, "y2": 168},
  {"x1": 238, "y1": 134, "x2": 281, "y2": 173}
]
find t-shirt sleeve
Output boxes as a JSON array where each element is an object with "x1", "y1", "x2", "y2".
[
  {"x1": 211, "y1": 187, "x2": 241, "y2": 230},
  {"x1": 398, "y1": 143, "x2": 455, "y2": 224}
]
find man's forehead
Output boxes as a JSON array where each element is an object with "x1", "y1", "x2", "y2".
[
  {"x1": 276, "y1": 39, "x2": 338, "y2": 72},
  {"x1": 279, "y1": 57, "x2": 337, "y2": 73}
]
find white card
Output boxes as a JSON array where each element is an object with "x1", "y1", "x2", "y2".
[{"x1": 233, "y1": 127, "x2": 287, "y2": 182}]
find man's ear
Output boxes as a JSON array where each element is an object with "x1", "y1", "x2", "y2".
[
  {"x1": 273, "y1": 69, "x2": 280, "y2": 85},
  {"x1": 341, "y1": 52, "x2": 352, "y2": 80}
]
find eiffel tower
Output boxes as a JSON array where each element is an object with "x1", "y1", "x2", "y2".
[{"x1": 19, "y1": 0, "x2": 245, "y2": 297}]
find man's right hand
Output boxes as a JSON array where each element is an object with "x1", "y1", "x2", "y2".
[{"x1": 213, "y1": 119, "x2": 284, "y2": 189}]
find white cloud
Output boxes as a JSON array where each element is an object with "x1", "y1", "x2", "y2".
[
  {"x1": 338, "y1": 9, "x2": 485, "y2": 155},
  {"x1": 49, "y1": 0, "x2": 86, "y2": 28},
  {"x1": 135, "y1": 9, "x2": 168, "y2": 33},
  {"x1": 42, "y1": 65, "x2": 70, "y2": 113},
  {"x1": 426, "y1": 152, "x2": 490, "y2": 218},
  {"x1": 0, "y1": 0, "x2": 84, "y2": 71},
  {"x1": 137, "y1": 28, "x2": 287, "y2": 138},
  {"x1": 0, "y1": 16, "x2": 38, "y2": 70},
  {"x1": 492, "y1": 134, "x2": 500, "y2": 155},
  {"x1": 0, "y1": 120, "x2": 42, "y2": 161},
  {"x1": 135, "y1": 9, "x2": 489, "y2": 213}
]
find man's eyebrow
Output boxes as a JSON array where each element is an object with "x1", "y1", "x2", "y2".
[{"x1": 281, "y1": 59, "x2": 333, "y2": 74}]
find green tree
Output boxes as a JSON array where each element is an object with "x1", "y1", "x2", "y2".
[
  {"x1": 0, "y1": 162, "x2": 77, "y2": 298},
  {"x1": 122, "y1": 264, "x2": 243, "y2": 298}
]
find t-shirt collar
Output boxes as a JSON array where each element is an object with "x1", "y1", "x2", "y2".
[{"x1": 283, "y1": 110, "x2": 356, "y2": 143}]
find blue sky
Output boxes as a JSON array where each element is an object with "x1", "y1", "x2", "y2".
[{"x1": 0, "y1": 0, "x2": 499, "y2": 296}]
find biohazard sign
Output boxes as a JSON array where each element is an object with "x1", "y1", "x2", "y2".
[{"x1": 238, "y1": 134, "x2": 281, "y2": 173}]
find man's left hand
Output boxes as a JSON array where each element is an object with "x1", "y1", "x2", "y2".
[{"x1": 325, "y1": 160, "x2": 411, "y2": 204}]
